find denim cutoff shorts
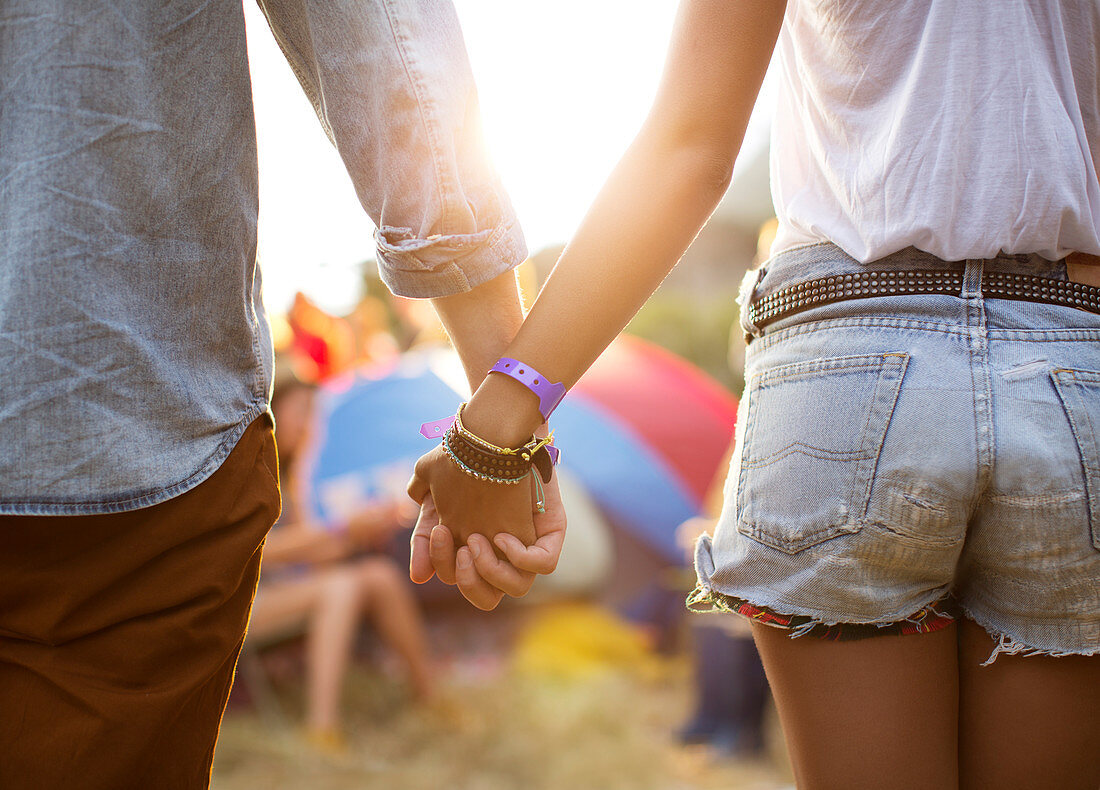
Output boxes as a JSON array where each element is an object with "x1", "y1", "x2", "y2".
[{"x1": 690, "y1": 242, "x2": 1100, "y2": 660}]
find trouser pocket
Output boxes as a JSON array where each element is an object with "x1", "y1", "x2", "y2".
[
  {"x1": 737, "y1": 352, "x2": 908, "y2": 553},
  {"x1": 1051, "y1": 368, "x2": 1100, "y2": 550}
]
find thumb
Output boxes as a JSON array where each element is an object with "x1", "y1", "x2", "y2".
[
  {"x1": 406, "y1": 471, "x2": 430, "y2": 504},
  {"x1": 409, "y1": 495, "x2": 438, "y2": 584}
]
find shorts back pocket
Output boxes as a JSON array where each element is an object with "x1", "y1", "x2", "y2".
[
  {"x1": 1052, "y1": 368, "x2": 1100, "y2": 550},
  {"x1": 737, "y1": 352, "x2": 909, "y2": 553}
]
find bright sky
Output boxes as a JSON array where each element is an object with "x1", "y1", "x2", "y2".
[{"x1": 244, "y1": 2, "x2": 769, "y2": 315}]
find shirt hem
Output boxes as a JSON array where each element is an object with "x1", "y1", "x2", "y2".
[{"x1": 0, "y1": 403, "x2": 272, "y2": 517}]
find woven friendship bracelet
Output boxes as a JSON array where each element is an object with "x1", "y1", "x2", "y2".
[
  {"x1": 444, "y1": 424, "x2": 531, "y2": 481},
  {"x1": 454, "y1": 404, "x2": 555, "y2": 465},
  {"x1": 440, "y1": 431, "x2": 528, "y2": 485},
  {"x1": 454, "y1": 404, "x2": 529, "y2": 456},
  {"x1": 428, "y1": 409, "x2": 555, "y2": 514}
]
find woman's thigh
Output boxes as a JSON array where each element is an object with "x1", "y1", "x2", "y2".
[
  {"x1": 958, "y1": 618, "x2": 1100, "y2": 790},
  {"x1": 752, "y1": 621, "x2": 959, "y2": 790},
  {"x1": 249, "y1": 574, "x2": 323, "y2": 638}
]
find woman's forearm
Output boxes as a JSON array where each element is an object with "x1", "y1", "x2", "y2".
[
  {"x1": 463, "y1": 137, "x2": 736, "y2": 444},
  {"x1": 463, "y1": 0, "x2": 787, "y2": 446}
]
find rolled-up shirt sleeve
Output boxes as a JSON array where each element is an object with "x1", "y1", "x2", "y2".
[{"x1": 256, "y1": 0, "x2": 526, "y2": 297}]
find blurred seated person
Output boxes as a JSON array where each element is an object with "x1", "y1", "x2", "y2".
[{"x1": 248, "y1": 375, "x2": 433, "y2": 747}]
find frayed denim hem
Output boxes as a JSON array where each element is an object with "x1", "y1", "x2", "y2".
[
  {"x1": 686, "y1": 585, "x2": 958, "y2": 641},
  {"x1": 959, "y1": 606, "x2": 1100, "y2": 666}
]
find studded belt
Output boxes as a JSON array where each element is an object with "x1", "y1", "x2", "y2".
[{"x1": 747, "y1": 268, "x2": 1100, "y2": 333}]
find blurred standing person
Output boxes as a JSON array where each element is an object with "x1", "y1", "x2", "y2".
[
  {"x1": 0, "y1": 2, "x2": 562, "y2": 787},
  {"x1": 347, "y1": 295, "x2": 400, "y2": 369},
  {"x1": 676, "y1": 493, "x2": 770, "y2": 756},
  {"x1": 410, "y1": 2, "x2": 1100, "y2": 788}
]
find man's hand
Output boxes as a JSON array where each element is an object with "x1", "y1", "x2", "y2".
[{"x1": 407, "y1": 455, "x2": 566, "y2": 610}]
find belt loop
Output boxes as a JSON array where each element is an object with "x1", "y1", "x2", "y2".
[
  {"x1": 962, "y1": 259, "x2": 984, "y2": 298},
  {"x1": 738, "y1": 266, "x2": 767, "y2": 342}
]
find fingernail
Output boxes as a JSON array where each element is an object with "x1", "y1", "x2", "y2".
[
  {"x1": 430, "y1": 525, "x2": 445, "y2": 543},
  {"x1": 457, "y1": 548, "x2": 471, "y2": 569},
  {"x1": 493, "y1": 535, "x2": 508, "y2": 552},
  {"x1": 470, "y1": 539, "x2": 481, "y2": 559}
]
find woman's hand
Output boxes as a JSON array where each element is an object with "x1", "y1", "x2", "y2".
[
  {"x1": 407, "y1": 444, "x2": 537, "y2": 552},
  {"x1": 407, "y1": 450, "x2": 566, "y2": 610}
]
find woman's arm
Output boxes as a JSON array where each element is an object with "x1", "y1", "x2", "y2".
[
  {"x1": 412, "y1": 0, "x2": 787, "y2": 605},
  {"x1": 409, "y1": 269, "x2": 567, "y2": 611},
  {"x1": 462, "y1": 0, "x2": 787, "y2": 445}
]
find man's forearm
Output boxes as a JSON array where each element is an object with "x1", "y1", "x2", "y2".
[{"x1": 430, "y1": 268, "x2": 526, "y2": 392}]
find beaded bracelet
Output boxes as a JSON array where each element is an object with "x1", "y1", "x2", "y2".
[
  {"x1": 440, "y1": 431, "x2": 527, "y2": 485},
  {"x1": 454, "y1": 403, "x2": 555, "y2": 471},
  {"x1": 444, "y1": 423, "x2": 530, "y2": 482},
  {"x1": 428, "y1": 405, "x2": 557, "y2": 513}
]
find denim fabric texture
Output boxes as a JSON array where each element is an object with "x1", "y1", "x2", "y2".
[
  {"x1": 0, "y1": 0, "x2": 525, "y2": 515},
  {"x1": 693, "y1": 243, "x2": 1100, "y2": 658}
]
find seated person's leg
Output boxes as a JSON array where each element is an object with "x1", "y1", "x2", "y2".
[{"x1": 351, "y1": 556, "x2": 434, "y2": 700}]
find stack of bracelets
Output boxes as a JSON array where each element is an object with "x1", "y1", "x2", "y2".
[
  {"x1": 421, "y1": 358, "x2": 565, "y2": 514},
  {"x1": 442, "y1": 405, "x2": 556, "y2": 511}
]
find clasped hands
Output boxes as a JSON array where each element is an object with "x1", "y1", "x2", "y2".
[{"x1": 406, "y1": 442, "x2": 566, "y2": 610}]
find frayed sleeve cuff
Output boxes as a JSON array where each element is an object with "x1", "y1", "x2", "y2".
[{"x1": 374, "y1": 216, "x2": 528, "y2": 298}]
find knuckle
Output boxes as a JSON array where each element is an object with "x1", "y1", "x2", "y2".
[{"x1": 509, "y1": 581, "x2": 533, "y2": 598}]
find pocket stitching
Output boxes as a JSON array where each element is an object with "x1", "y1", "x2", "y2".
[
  {"x1": 737, "y1": 352, "x2": 909, "y2": 554},
  {"x1": 745, "y1": 443, "x2": 875, "y2": 469},
  {"x1": 1051, "y1": 368, "x2": 1100, "y2": 550}
]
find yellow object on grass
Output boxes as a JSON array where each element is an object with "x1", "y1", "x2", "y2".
[{"x1": 512, "y1": 602, "x2": 665, "y2": 680}]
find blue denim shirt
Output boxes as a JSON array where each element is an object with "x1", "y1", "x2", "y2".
[{"x1": 0, "y1": 0, "x2": 526, "y2": 515}]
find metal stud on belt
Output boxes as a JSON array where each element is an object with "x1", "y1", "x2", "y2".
[{"x1": 747, "y1": 268, "x2": 1100, "y2": 332}]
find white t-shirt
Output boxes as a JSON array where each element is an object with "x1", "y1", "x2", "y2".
[{"x1": 770, "y1": 0, "x2": 1100, "y2": 263}]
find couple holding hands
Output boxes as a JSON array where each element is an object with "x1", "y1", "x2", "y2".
[{"x1": 2, "y1": 1, "x2": 1099, "y2": 788}]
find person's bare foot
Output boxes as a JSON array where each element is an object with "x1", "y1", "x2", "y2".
[
  {"x1": 302, "y1": 726, "x2": 349, "y2": 757},
  {"x1": 408, "y1": 661, "x2": 436, "y2": 702}
]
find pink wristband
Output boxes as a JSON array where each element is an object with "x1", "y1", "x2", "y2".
[{"x1": 489, "y1": 357, "x2": 566, "y2": 420}]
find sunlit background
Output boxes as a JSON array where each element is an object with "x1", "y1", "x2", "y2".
[
  {"x1": 218, "y1": 7, "x2": 791, "y2": 789},
  {"x1": 244, "y1": 0, "x2": 775, "y2": 315}
]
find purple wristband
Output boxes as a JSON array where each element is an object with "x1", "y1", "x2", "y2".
[{"x1": 489, "y1": 357, "x2": 566, "y2": 420}]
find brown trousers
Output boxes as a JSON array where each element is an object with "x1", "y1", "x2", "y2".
[{"x1": 0, "y1": 416, "x2": 280, "y2": 790}]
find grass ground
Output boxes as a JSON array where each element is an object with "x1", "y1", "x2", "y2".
[{"x1": 212, "y1": 653, "x2": 793, "y2": 790}]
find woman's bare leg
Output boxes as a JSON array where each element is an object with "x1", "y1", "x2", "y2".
[
  {"x1": 305, "y1": 567, "x2": 362, "y2": 732},
  {"x1": 302, "y1": 558, "x2": 435, "y2": 731},
  {"x1": 751, "y1": 621, "x2": 959, "y2": 790},
  {"x1": 958, "y1": 618, "x2": 1100, "y2": 790},
  {"x1": 247, "y1": 576, "x2": 321, "y2": 639},
  {"x1": 355, "y1": 557, "x2": 434, "y2": 700}
]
